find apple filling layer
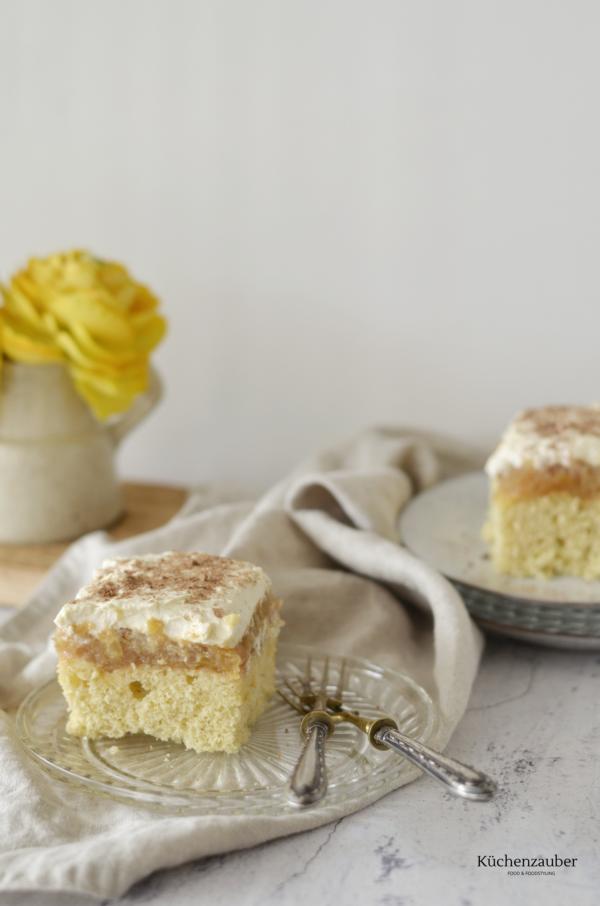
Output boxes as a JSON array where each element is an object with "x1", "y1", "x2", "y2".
[
  {"x1": 493, "y1": 463, "x2": 600, "y2": 501},
  {"x1": 54, "y1": 592, "x2": 281, "y2": 674}
]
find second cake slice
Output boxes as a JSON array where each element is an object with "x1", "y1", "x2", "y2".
[{"x1": 484, "y1": 405, "x2": 600, "y2": 578}]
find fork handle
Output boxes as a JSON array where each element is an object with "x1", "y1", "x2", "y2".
[
  {"x1": 289, "y1": 722, "x2": 329, "y2": 806},
  {"x1": 375, "y1": 726, "x2": 496, "y2": 801}
]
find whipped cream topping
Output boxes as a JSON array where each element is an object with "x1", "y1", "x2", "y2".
[
  {"x1": 54, "y1": 552, "x2": 271, "y2": 648},
  {"x1": 486, "y1": 405, "x2": 600, "y2": 476}
]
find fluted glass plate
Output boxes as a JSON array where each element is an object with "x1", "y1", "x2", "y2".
[{"x1": 16, "y1": 644, "x2": 436, "y2": 814}]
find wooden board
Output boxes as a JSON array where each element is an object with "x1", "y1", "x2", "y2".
[{"x1": 0, "y1": 482, "x2": 187, "y2": 608}]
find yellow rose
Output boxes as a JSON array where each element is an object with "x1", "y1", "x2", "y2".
[{"x1": 0, "y1": 250, "x2": 166, "y2": 418}]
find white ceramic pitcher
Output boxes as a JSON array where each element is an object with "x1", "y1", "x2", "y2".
[{"x1": 0, "y1": 361, "x2": 162, "y2": 543}]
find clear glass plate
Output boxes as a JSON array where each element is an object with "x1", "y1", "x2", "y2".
[{"x1": 16, "y1": 643, "x2": 436, "y2": 814}]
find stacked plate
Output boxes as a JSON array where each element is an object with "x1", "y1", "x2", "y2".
[{"x1": 399, "y1": 472, "x2": 600, "y2": 650}]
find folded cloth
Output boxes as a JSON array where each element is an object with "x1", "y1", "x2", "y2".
[{"x1": 0, "y1": 427, "x2": 485, "y2": 898}]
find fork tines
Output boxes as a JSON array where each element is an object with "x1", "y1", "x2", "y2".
[{"x1": 279, "y1": 655, "x2": 348, "y2": 713}]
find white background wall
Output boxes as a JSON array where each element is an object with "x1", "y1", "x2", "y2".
[{"x1": 1, "y1": 0, "x2": 598, "y2": 489}]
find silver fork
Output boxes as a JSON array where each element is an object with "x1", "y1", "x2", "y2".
[
  {"x1": 330, "y1": 659, "x2": 496, "y2": 801},
  {"x1": 281, "y1": 657, "x2": 497, "y2": 802},
  {"x1": 280, "y1": 655, "x2": 337, "y2": 806}
]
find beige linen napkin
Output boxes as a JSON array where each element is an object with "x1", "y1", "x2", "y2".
[{"x1": 0, "y1": 427, "x2": 485, "y2": 898}]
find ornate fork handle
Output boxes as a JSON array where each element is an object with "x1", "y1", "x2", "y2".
[
  {"x1": 375, "y1": 725, "x2": 496, "y2": 801},
  {"x1": 289, "y1": 719, "x2": 330, "y2": 806}
]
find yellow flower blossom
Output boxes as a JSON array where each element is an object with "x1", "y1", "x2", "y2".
[{"x1": 0, "y1": 250, "x2": 166, "y2": 418}]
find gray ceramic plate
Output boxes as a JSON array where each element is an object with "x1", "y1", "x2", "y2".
[{"x1": 399, "y1": 472, "x2": 600, "y2": 649}]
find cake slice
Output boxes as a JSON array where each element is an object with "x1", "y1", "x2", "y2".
[
  {"x1": 54, "y1": 552, "x2": 283, "y2": 753},
  {"x1": 484, "y1": 406, "x2": 600, "y2": 579}
]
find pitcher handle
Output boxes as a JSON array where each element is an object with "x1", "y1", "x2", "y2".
[{"x1": 107, "y1": 367, "x2": 163, "y2": 447}]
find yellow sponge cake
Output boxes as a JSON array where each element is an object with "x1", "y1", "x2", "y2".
[
  {"x1": 54, "y1": 552, "x2": 283, "y2": 753},
  {"x1": 484, "y1": 406, "x2": 600, "y2": 579}
]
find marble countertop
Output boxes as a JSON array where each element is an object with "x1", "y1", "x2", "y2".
[{"x1": 6, "y1": 636, "x2": 599, "y2": 906}]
